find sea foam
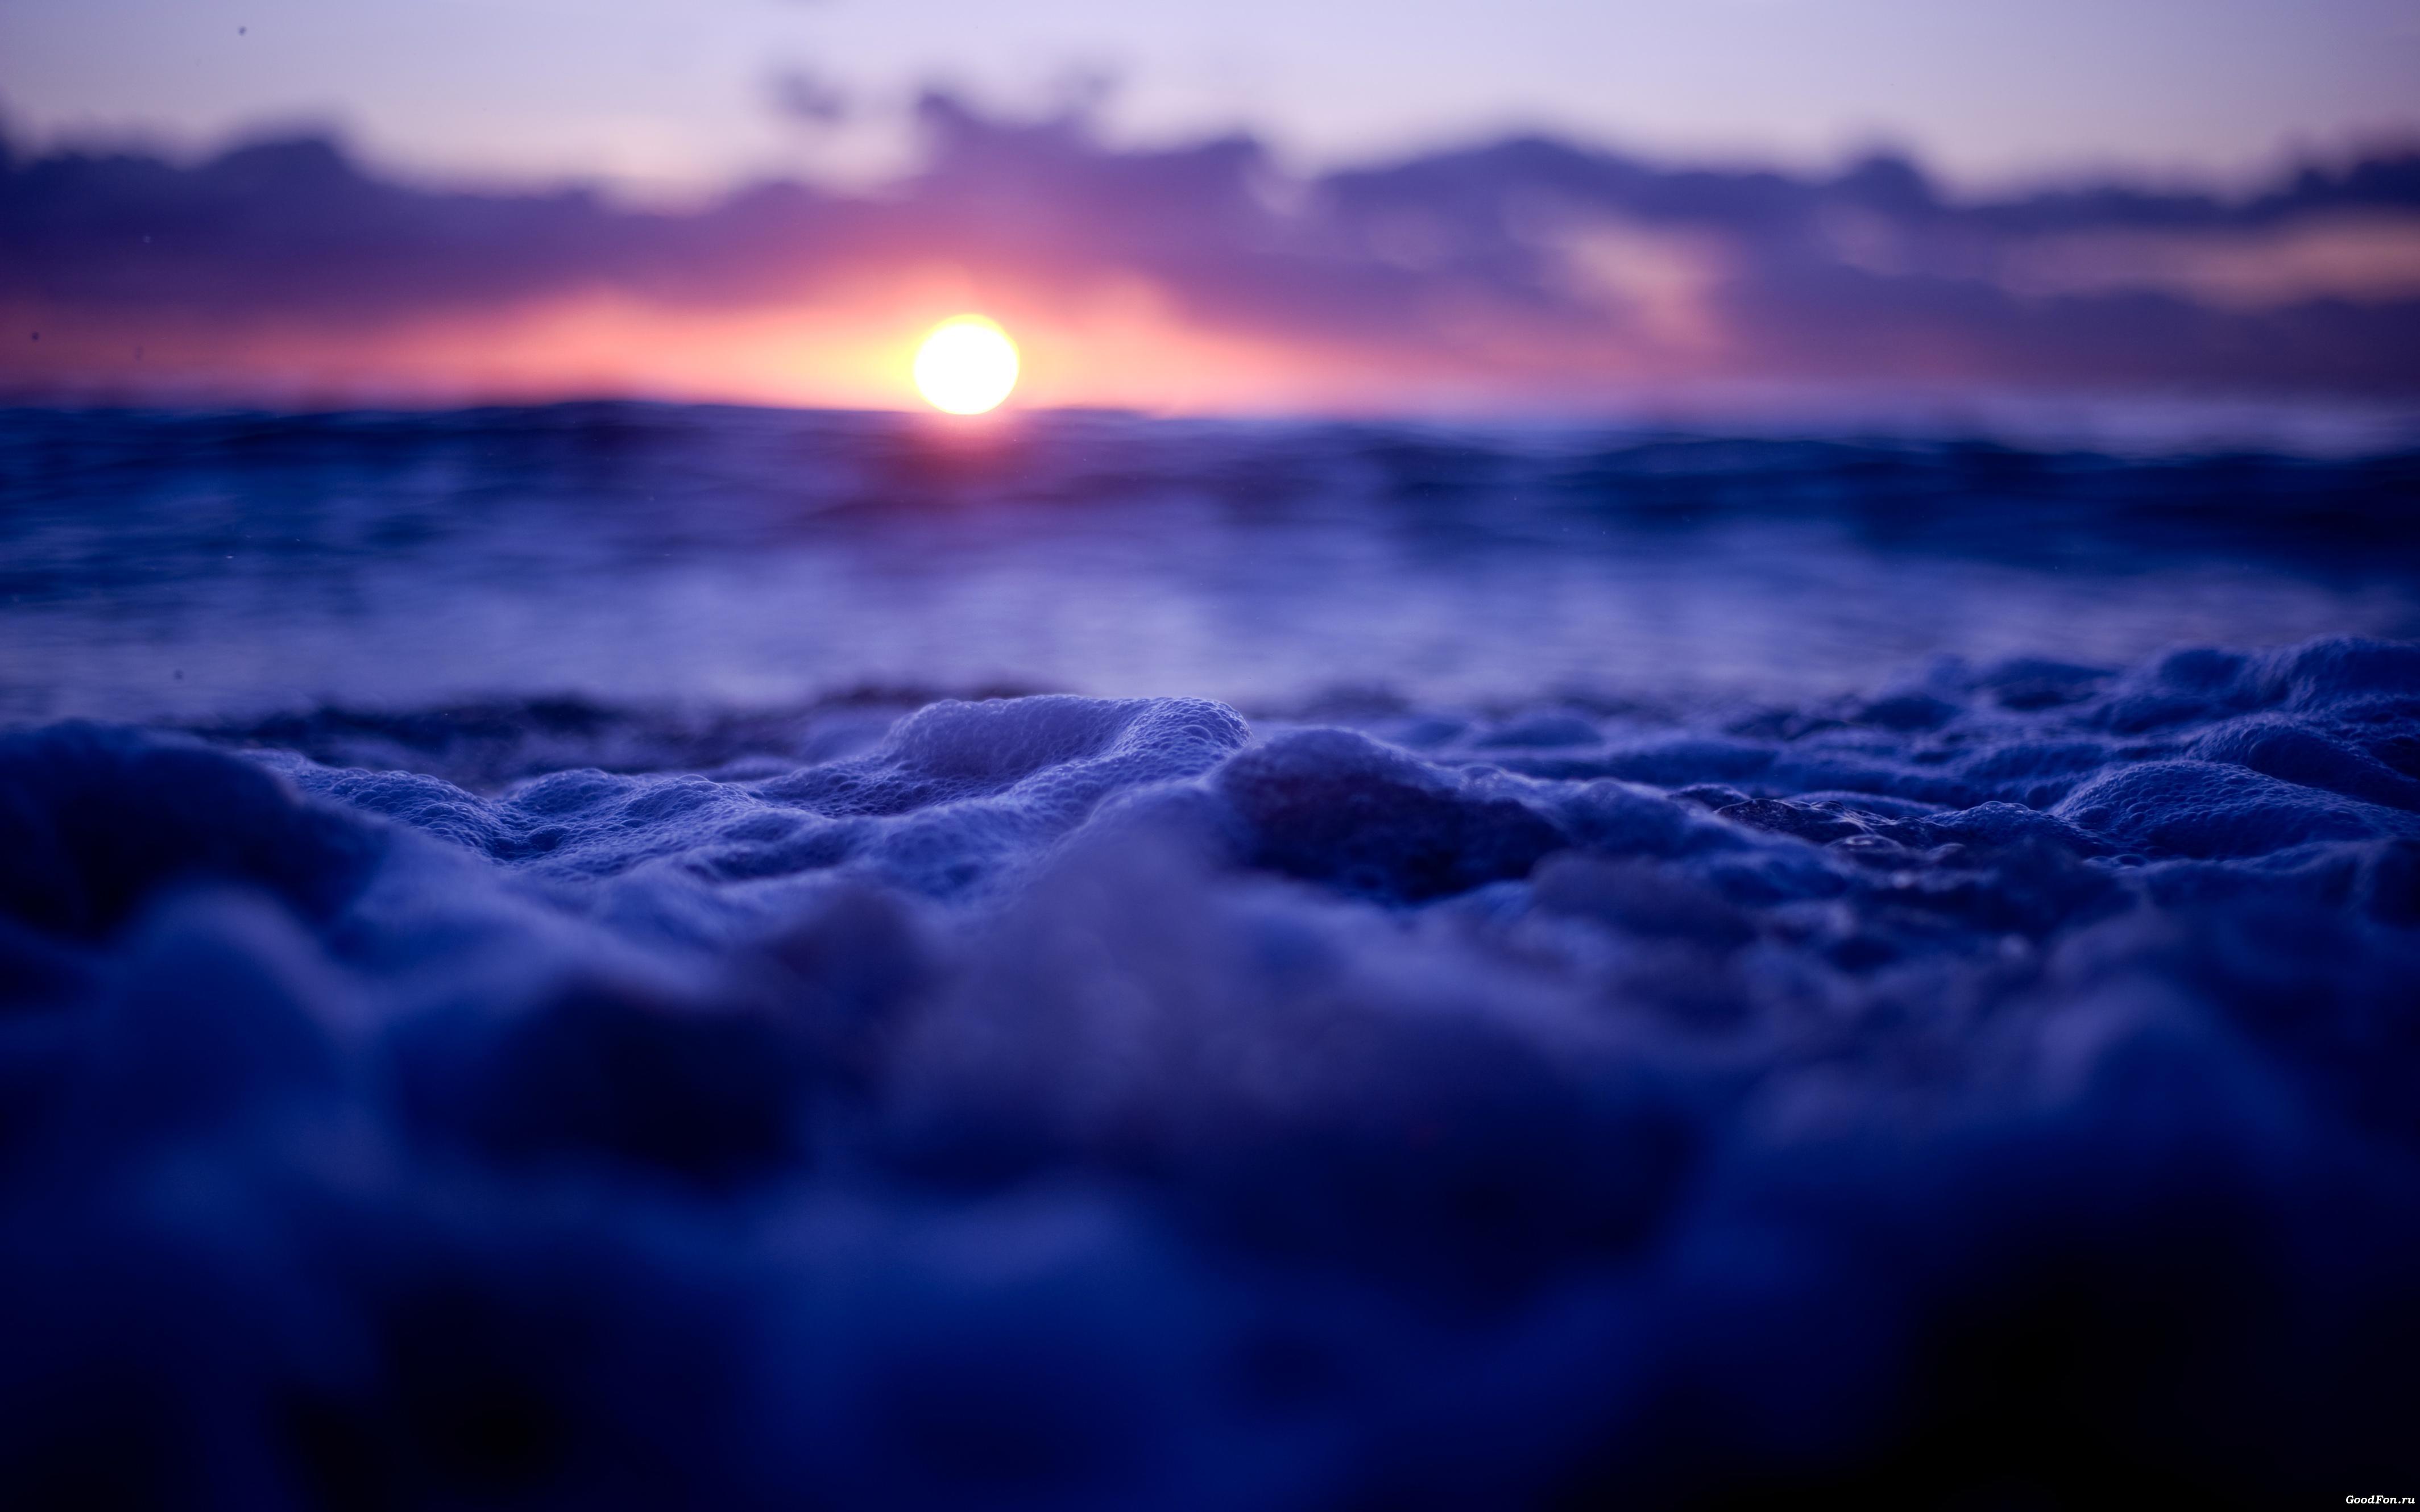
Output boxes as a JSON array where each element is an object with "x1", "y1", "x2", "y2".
[{"x1": 2, "y1": 637, "x2": 2416, "y2": 1506}]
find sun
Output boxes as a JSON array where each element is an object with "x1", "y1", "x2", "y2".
[{"x1": 913, "y1": 315, "x2": 1019, "y2": 414}]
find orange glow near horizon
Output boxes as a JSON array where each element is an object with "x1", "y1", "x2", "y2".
[{"x1": 0, "y1": 268, "x2": 1642, "y2": 416}]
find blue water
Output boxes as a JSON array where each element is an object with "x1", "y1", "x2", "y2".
[
  {"x1": 2, "y1": 404, "x2": 2418, "y2": 1508},
  {"x1": 5, "y1": 404, "x2": 2417, "y2": 720}
]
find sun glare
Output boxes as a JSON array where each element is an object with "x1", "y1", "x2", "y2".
[{"x1": 913, "y1": 315, "x2": 1019, "y2": 414}]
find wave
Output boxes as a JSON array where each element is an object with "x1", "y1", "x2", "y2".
[{"x1": 7, "y1": 405, "x2": 2420, "y2": 725}]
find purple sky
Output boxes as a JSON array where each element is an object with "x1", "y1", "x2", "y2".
[
  {"x1": 3, "y1": 0, "x2": 2417, "y2": 198},
  {"x1": 7, "y1": 99, "x2": 2417, "y2": 409},
  {"x1": 6, "y1": 3, "x2": 2417, "y2": 410}
]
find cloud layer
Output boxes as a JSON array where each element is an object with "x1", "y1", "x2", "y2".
[{"x1": 5, "y1": 97, "x2": 2419, "y2": 409}]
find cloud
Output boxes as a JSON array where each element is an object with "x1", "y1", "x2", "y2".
[
  {"x1": 768, "y1": 68, "x2": 852, "y2": 128},
  {"x1": 2, "y1": 98, "x2": 2415, "y2": 408}
]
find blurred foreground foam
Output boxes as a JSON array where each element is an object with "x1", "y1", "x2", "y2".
[{"x1": 2, "y1": 637, "x2": 2418, "y2": 1506}]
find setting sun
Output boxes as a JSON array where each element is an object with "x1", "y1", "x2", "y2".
[{"x1": 913, "y1": 315, "x2": 1019, "y2": 414}]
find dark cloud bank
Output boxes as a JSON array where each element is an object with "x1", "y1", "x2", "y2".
[{"x1": 5, "y1": 94, "x2": 2419, "y2": 398}]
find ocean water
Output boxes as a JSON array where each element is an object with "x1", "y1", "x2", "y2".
[
  {"x1": 3, "y1": 402, "x2": 2419, "y2": 1508},
  {"x1": 6, "y1": 403, "x2": 2419, "y2": 720}
]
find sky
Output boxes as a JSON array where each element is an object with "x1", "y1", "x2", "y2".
[
  {"x1": 3, "y1": 0, "x2": 2417, "y2": 412},
  {"x1": 3, "y1": 0, "x2": 2418, "y2": 197}
]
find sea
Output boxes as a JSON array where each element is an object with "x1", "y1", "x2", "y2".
[{"x1": 1, "y1": 401, "x2": 2416, "y2": 1509}]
